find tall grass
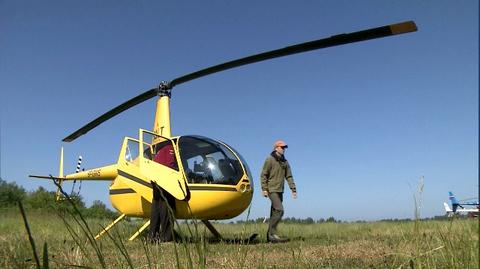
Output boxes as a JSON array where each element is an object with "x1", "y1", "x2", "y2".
[
  {"x1": 2, "y1": 179, "x2": 477, "y2": 268},
  {"x1": 18, "y1": 201, "x2": 42, "y2": 268},
  {"x1": 396, "y1": 176, "x2": 479, "y2": 269},
  {"x1": 3, "y1": 208, "x2": 478, "y2": 268}
]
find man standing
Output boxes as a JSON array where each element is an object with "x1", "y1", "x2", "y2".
[{"x1": 261, "y1": 140, "x2": 297, "y2": 243}]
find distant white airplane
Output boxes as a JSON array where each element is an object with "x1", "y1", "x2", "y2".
[
  {"x1": 443, "y1": 202, "x2": 478, "y2": 217},
  {"x1": 444, "y1": 192, "x2": 479, "y2": 217}
]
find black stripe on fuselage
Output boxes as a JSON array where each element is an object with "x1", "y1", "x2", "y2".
[
  {"x1": 117, "y1": 170, "x2": 152, "y2": 188},
  {"x1": 117, "y1": 170, "x2": 237, "y2": 192},
  {"x1": 188, "y1": 186, "x2": 237, "y2": 192},
  {"x1": 110, "y1": 188, "x2": 136, "y2": 195}
]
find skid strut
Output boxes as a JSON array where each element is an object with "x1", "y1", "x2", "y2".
[
  {"x1": 129, "y1": 220, "x2": 151, "y2": 241},
  {"x1": 94, "y1": 213, "x2": 126, "y2": 240},
  {"x1": 202, "y1": 220, "x2": 222, "y2": 239},
  {"x1": 96, "y1": 216, "x2": 224, "y2": 241}
]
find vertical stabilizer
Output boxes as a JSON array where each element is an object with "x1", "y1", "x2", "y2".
[
  {"x1": 443, "y1": 202, "x2": 452, "y2": 212},
  {"x1": 444, "y1": 202, "x2": 453, "y2": 217},
  {"x1": 59, "y1": 147, "x2": 64, "y2": 177},
  {"x1": 56, "y1": 147, "x2": 64, "y2": 201},
  {"x1": 448, "y1": 191, "x2": 460, "y2": 212}
]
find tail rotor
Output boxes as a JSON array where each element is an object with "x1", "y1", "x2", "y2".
[{"x1": 70, "y1": 156, "x2": 83, "y2": 198}]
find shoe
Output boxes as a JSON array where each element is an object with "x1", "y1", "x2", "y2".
[{"x1": 267, "y1": 234, "x2": 289, "y2": 243}]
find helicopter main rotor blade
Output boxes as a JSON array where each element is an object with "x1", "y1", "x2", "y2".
[
  {"x1": 169, "y1": 21, "x2": 417, "y2": 88},
  {"x1": 63, "y1": 89, "x2": 157, "y2": 142},
  {"x1": 63, "y1": 21, "x2": 417, "y2": 142}
]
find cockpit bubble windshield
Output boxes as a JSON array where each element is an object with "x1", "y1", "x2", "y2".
[{"x1": 178, "y1": 136, "x2": 244, "y2": 185}]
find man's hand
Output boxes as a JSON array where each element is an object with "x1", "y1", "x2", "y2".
[
  {"x1": 292, "y1": 192, "x2": 297, "y2": 199},
  {"x1": 263, "y1": 190, "x2": 268, "y2": 197}
]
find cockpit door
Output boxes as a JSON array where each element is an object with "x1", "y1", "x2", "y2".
[{"x1": 138, "y1": 129, "x2": 189, "y2": 200}]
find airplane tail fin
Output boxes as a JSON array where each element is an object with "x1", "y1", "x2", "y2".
[
  {"x1": 444, "y1": 202, "x2": 452, "y2": 212},
  {"x1": 449, "y1": 191, "x2": 462, "y2": 211},
  {"x1": 444, "y1": 202, "x2": 454, "y2": 217}
]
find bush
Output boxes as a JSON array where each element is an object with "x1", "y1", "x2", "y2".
[
  {"x1": 82, "y1": 200, "x2": 117, "y2": 219},
  {"x1": 0, "y1": 179, "x2": 117, "y2": 219},
  {"x1": 0, "y1": 178, "x2": 27, "y2": 206}
]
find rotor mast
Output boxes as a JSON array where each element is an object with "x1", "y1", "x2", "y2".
[{"x1": 153, "y1": 82, "x2": 172, "y2": 138}]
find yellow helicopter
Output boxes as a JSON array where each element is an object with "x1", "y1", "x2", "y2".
[{"x1": 30, "y1": 21, "x2": 417, "y2": 241}]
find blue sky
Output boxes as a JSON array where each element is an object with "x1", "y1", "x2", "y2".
[{"x1": 1, "y1": 1, "x2": 478, "y2": 221}]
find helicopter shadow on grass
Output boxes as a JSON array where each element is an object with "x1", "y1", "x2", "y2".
[
  {"x1": 169, "y1": 233, "x2": 306, "y2": 245},
  {"x1": 203, "y1": 234, "x2": 306, "y2": 244},
  {"x1": 175, "y1": 233, "x2": 262, "y2": 245},
  {"x1": 143, "y1": 231, "x2": 262, "y2": 245},
  {"x1": 206, "y1": 233, "x2": 260, "y2": 245}
]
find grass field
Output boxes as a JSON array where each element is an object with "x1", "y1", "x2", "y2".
[{"x1": 0, "y1": 207, "x2": 478, "y2": 269}]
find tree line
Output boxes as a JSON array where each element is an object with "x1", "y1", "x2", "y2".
[
  {"x1": 236, "y1": 216, "x2": 341, "y2": 224},
  {"x1": 2, "y1": 178, "x2": 453, "y2": 222},
  {"x1": 0, "y1": 178, "x2": 117, "y2": 219}
]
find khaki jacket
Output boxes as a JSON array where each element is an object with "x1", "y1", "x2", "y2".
[{"x1": 260, "y1": 153, "x2": 296, "y2": 193}]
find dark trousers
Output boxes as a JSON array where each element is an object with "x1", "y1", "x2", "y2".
[
  {"x1": 149, "y1": 183, "x2": 175, "y2": 242},
  {"x1": 268, "y1": 192, "x2": 284, "y2": 236}
]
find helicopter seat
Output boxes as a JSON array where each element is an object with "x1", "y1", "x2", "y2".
[
  {"x1": 192, "y1": 162, "x2": 211, "y2": 183},
  {"x1": 218, "y1": 159, "x2": 235, "y2": 184},
  {"x1": 203, "y1": 157, "x2": 217, "y2": 183}
]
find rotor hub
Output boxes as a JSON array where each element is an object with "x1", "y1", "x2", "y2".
[{"x1": 157, "y1": 81, "x2": 172, "y2": 98}]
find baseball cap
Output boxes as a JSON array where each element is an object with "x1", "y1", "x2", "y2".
[{"x1": 273, "y1": 140, "x2": 288, "y2": 149}]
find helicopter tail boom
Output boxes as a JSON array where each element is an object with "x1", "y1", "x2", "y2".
[
  {"x1": 30, "y1": 164, "x2": 118, "y2": 182},
  {"x1": 64, "y1": 164, "x2": 118, "y2": 181}
]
